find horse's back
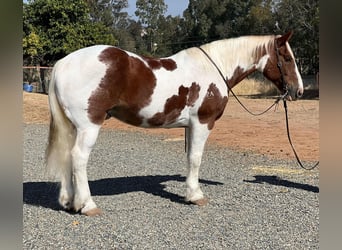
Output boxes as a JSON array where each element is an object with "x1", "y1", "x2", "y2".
[
  {"x1": 52, "y1": 45, "x2": 160, "y2": 127},
  {"x1": 54, "y1": 45, "x2": 111, "y2": 84}
]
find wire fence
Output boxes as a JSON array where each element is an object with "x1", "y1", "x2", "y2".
[
  {"x1": 22, "y1": 66, "x2": 319, "y2": 98},
  {"x1": 23, "y1": 66, "x2": 53, "y2": 94}
]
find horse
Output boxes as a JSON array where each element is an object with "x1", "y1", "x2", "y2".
[{"x1": 46, "y1": 31, "x2": 303, "y2": 216}]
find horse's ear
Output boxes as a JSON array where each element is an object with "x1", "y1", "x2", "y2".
[{"x1": 276, "y1": 31, "x2": 293, "y2": 47}]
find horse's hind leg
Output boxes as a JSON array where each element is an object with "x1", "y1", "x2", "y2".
[
  {"x1": 59, "y1": 165, "x2": 74, "y2": 210},
  {"x1": 185, "y1": 124, "x2": 211, "y2": 206},
  {"x1": 71, "y1": 125, "x2": 102, "y2": 216}
]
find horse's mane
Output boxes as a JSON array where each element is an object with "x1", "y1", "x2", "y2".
[
  {"x1": 207, "y1": 35, "x2": 275, "y2": 64},
  {"x1": 182, "y1": 35, "x2": 276, "y2": 72}
]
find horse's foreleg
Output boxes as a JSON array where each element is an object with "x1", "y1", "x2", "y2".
[
  {"x1": 71, "y1": 126, "x2": 102, "y2": 216},
  {"x1": 185, "y1": 124, "x2": 210, "y2": 206}
]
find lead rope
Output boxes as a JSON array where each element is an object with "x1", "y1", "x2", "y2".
[
  {"x1": 275, "y1": 47, "x2": 319, "y2": 170},
  {"x1": 197, "y1": 47, "x2": 283, "y2": 116},
  {"x1": 283, "y1": 99, "x2": 319, "y2": 170},
  {"x1": 197, "y1": 46, "x2": 319, "y2": 170}
]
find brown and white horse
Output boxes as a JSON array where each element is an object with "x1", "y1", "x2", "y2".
[{"x1": 46, "y1": 31, "x2": 303, "y2": 216}]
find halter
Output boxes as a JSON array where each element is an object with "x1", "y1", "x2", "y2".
[
  {"x1": 275, "y1": 44, "x2": 290, "y2": 95},
  {"x1": 197, "y1": 44, "x2": 319, "y2": 170}
]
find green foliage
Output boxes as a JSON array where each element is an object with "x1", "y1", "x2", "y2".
[
  {"x1": 273, "y1": 0, "x2": 319, "y2": 74},
  {"x1": 23, "y1": 0, "x2": 318, "y2": 74},
  {"x1": 22, "y1": 30, "x2": 43, "y2": 63},
  {"x1": 182, "y1": 0, "x2": 275, "y2": 45},
  {"x1": 135, "y1": 0, "x2": 167, "y2": 54},
  {"x1": 23, "y1": 0, "x2": 116, "y2": 65},
  {"x1": 181, "y1": 0, "x2": 318, "y2": 74},
  {"x1": 86, "y1": 0, "x2": 129, "y2": 28},
  {"x1": 135, "y1": 0, "x2": 167, "y2": 29},
  {"x1": 249, "y1": 0, "x2": 276, "y2": 34},
  {"x1": 156, "y1": 15, "x2": 184, "y2": 56}
]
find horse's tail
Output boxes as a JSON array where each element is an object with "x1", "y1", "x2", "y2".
[{"x1": 45, "y1": 60, "x2": 76, "y2": 178}]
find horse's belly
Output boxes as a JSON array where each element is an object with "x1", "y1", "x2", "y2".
[
  {"x1": 107, "y1": 104, "x2": 189, "y2": 128},
  {"x1": 107, "y1": 105, "x2": 143, "y2": 127}
]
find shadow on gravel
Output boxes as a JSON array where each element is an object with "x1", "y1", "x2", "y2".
[
  {"x1": 23, "y1": 175, "x2": 223, "y2": 211},
  {"x1": 243, "y1": 175, "x2": 319, "y2": 193},
  {"x1": 23, "y1": 182, "x2": 61, "y2": 211}
]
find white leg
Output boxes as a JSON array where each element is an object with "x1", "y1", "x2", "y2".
[
  {"x1": 185, "y1": 123, "x2": 211, "y2": 205},
  {"x1": 58, "y1": 166, "x2": 74, "y2": 210},
  {"x1": 71, "y1": 126, "x2": 102, "y2": 216}
]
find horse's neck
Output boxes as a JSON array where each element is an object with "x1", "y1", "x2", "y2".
[{"x1": 200, "y1": 36, "x2": 274, "y2": 88}]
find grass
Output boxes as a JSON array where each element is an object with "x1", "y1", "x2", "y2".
[
  {"x1": 233, "y1": 77, "x2": 279, "y2": 96},
  {"x1": 234, "y1": 76, "x2": 319, "y2": 100}
]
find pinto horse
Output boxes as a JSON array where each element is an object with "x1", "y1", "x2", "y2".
[{"x1": 46, "y1": 31, "x2": 303, "y2": 216}]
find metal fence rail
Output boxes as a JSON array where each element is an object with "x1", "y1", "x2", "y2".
[
  {"x1": 23, "y1": 66, "x2": 319, "y2": 97},
  {"x1": 23, "y1": 66, "x2": 53, "y2": 94}
]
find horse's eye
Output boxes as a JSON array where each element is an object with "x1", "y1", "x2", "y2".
[{"x1": 284, "y1": 56, "x2": 292, "y2": 62}]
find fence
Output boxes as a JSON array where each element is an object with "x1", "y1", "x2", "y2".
[
  {"x1": 302, "y1": 74, "x2": 319, "y2": 90},
  {"x1": 23, "y1": 66, "x2": 53, "y2": 94},
  {"x1": 22, "y1": 66, "x2": 319, "y2": 98}
]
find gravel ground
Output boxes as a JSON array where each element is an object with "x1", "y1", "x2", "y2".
[{"x1": 23, "y1": 124, "x2": 319, "y2": 249}]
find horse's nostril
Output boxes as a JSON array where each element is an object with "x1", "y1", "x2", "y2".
[{"x1": 297, "y1": 89, "x2": 303, "y2": 98}]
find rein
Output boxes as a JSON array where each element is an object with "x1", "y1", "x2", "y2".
[
  {"x1": 197, "y1": 46, "x2": 319, "y2": 170},
  {"x1": 282, "y1": 100, "x2": 319, "y2": 170},
  {"x1": 197, "y1": 47, "x2": 286, "y2": 116}
]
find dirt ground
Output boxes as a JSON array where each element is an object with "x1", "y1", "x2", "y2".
[{"x1": 23, "y1": 92, "x2": 319, "y2": 161}]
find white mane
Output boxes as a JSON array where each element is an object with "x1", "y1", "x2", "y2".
[{"x1": 204, "y1": 35, "x2": 275, "y2": 73}]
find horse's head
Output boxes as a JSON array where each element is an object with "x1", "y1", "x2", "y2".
[{"x1": 263, "y1": 31, "x2": 304, "y2": 101}]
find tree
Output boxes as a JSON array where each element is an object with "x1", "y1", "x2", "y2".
[
  {"x1": 22, "y1": 29, "x2": 44, "y2": 65},
  {"x1": 23, "y1": 0, "x2": 117, "y2": 66},
  {"x1": 23, "y1": 0, "x2": 318, "y2": 75},
  {"x1": 181, "y1": 0, "x2": 318, "y2": 74},
  {"x1": 86, "y1": 0, "x2": 142, "y2": 53},
  {"x1": 154, "y1": 15, "x2": 183, "y2": 56},
  {"x1": 86, "y1": 0, "x2": 129, "y2": 28},
  {"x1": 135, "y1": 0, "x2": 167, "y2": 53},
  {"x1": 114, "y1": 19, "x2": 143, "y2": 52},
  {"x1": 249, "y1": 0, "x2": 276, "y2": 34},
  {"x1": 273, "y1": 0, "x2": 319, "y2": 74},
  {"x1": 86, "y1": 0, "x2": 115, "y2": 26},
  {"x1": 182, "y1": 0, "x2": 218, "y2": 44},
  {"x1": 182, "y1": 0, "x2": 269, "y2": 46}
]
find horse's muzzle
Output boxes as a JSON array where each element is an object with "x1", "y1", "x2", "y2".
[
  {"x1": 286, "y1": 87, "x2": 304, "y2": 101},
  {"x1": 296, "y1": 88, "x2": 304, "y2": 98}
]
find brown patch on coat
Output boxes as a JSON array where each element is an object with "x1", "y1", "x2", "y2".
[
  {"x1": 227, "y1": 66, "x2": 257, "y2": 89},
  {"x1": 263, "y1": 34, "x2": 299, "y2": 94},
  {"x1": 141, "y1": 56, "x2": 177, "y2": 71},
  {"x1": 198, "y1": 83, "x2": 228, "y2": 130},
  {"x1": 227, "y1": 44, "x2": 268, "y2": 89},
  {"x1": 187, "y1": 82, "x2": 201, "y2": 106},
  {"x1": 88, "y1": 47, "x2": 156, "y2": 126},
  {"x1": 253, "y1": 44, "x2": 267, "y2": 63},
  {"x1": 148, "y1": 82, "x2": 201, "y2": 127}
]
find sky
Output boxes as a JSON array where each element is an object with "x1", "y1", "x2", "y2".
[{"x1": 125, "y1": 0, "x2": 189, "y2": 18}]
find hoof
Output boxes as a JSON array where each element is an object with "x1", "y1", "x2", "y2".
[
  {"x1": 59, "y1": 197, "x2": 74, "y2": 211},
  {"x1": 190, "y1": 197, "x2": 209, "y2": 206},
  {"x1": 82, "y1": 208, "x2": 103, "y2": 216}
]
